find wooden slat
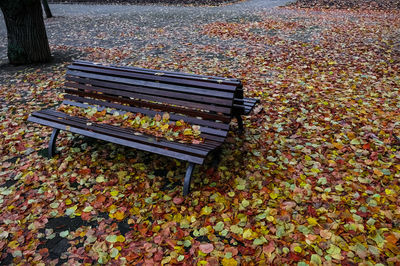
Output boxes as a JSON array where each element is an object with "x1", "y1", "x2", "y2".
[
  {"x1": 233, "y1": 97, "x2": 260, "y2": 115},
  {"x1": 64, "y1": 90, "x2": 232, "y2": 124},
  {"x1": 65, "y1": 82, "x2": 232, "y2": 114},
  {"x1": 28, "y1": 115, "x2": 205, "y2": 164},
  {"x1": 69, "y1": 64, "x2": 238, "y2": 91},
  {"x1": 66, "y1": 70, "x2": 234, "y2": 99}
]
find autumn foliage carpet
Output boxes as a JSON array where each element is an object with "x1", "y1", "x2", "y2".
[
  {"x1": 0, "y1": 2, "x2": 400, "y2": 265},
  {"x1": 289, "y1": 0, "x2": 400, "y2": 9}
]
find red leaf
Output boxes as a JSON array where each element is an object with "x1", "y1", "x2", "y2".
[
  {"x1": 199, "y1": 243, "x2": 214, "y2": 254},
  {"x1": 173, "y1": 197, "x2": 184, "y2": 204}
]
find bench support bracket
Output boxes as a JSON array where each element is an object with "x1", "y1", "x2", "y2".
[
  {"x1": 235, "y1": 114, "x2": 243, "y2": 133},
  {"x1": 49, "y1": 128, "x2": 60, "y2": 158},
  {"x1": 183, "y1": 162, "x2": 195, "y2": 196}
]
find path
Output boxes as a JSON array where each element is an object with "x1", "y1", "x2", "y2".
[{"x1": 0, "y1": 0, "x2": 292, "y2": 62}]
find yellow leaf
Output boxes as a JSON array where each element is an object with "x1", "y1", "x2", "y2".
[
  {"x1": 65, "y1": 198, "x2": 72, "y2": 205},
  {"x1": 269, "y1": 192, "x2": 278, "y2": 199},
  {"x1": 160, "y1": 124, "x2": 169, "y2": 132},
  {"x1": 294, "y1": 246, "x2": 302, "y2": 253},
  {"x1": 200, "y1": 206, "x2": 212, "y2": 216},
  {"x1": 222, "y1": 258, "x2": 238, "y2": 266},
  {"x1": 347, "y1": 132, "x2": 355, "y2": 139},
  {"x1": 161, "y1": 256, "x2": 171, "y2": 265},
  {"x1": 183, "y1": 128, "x2": 193, "y2": 135},
  {"x1": 311, "y1": 168, "x2": 320, "y2": 173},
  {"x1": 307, "y1": 217, "x2": 318, "y2": 226},
  {"x1": 117, "y1": 235, "x2": 125, "y2": 242},
  {"x1": 117, "y1": 171, "x2": 127, "y2": 179},
  {"x1": 333, "y1": 142, "x2": 343, "y2": 149},
  {"x1": 110, "y1": 190, "x2": 119, "y2": 197},
  {"x1": 152, "y1": 225, "x2": 160, "y2": 232},
  {"x1": 373, "y1": 168, "x2": 383, "y2": 177},
  {"x1": 8, "y1": 240, "x2": 19, "y2": 248},
  {"x1": 243, "y1": 228, "x2": 255, "y2": 240},
  {"x1": 385, "y1": 189, "x2": 394, "y2": 195},
  {"x1": 115, "y1": 211, "x2": 125, "y2": 220}
]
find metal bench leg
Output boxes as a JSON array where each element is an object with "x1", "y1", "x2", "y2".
[
  {"x1": 235, "y1": 114, "x2": 243, "y2": 133},
  {"x1": 48, "y1": 128, "x2": 60, "y2": 157},
  {"x1": 183, "y1": 162, "x2": 195, "y2": 196}
]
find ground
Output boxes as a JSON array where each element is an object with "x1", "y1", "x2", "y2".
[{"x1": 1, "y1": 0, "x2": 400, "y2": 265}]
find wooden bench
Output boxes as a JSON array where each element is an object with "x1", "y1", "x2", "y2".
[{"x1": 27, "y1": 61, "x2": 259, "y2": 195}]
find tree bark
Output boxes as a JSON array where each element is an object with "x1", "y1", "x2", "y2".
[
  {"x1": 41, "y1": 0, "x2": 52, "y2": 18},
  {"x1": 0, "y1": 0, "x2": 51, "y2": 65}
]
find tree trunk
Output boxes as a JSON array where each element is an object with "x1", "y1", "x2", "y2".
[
  {"x1": 0, "y1": 0, "x2": 51, "y2": 65},
  {"x1": 41, "y1": 0, "x2": 52, "y2": 18}
]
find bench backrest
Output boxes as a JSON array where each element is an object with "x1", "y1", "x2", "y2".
[{"x1": 63, "y1": 61, "x2": 238, "y2": 142}]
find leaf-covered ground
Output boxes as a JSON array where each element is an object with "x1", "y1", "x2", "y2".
[
  {"x1": 1, "y1": 1, "x2": 400, "y2": 265},
  {"x1": 288, "y1": 0, "x2": 400, "y2": 10}
]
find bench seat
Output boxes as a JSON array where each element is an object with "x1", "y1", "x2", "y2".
[{"x1": 29, "y1": 108, "x2": 222, "y2": 165}]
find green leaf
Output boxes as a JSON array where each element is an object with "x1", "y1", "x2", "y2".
[
  {"x1": 230, "y1": 225, "x2": 243, "y2": 235},
  {"x1": 311, "y1": 254, "x2": 322, "y2": 265},
  {"x1": 59, "y1": 230, "x2": 69, "y2": 238},
  {"x1": 317, "y1": 177, "x2": 327, "y2": 185},
  {"x1": 241, "y1": 199, "x2": 250, "y2": 208},
  {"x1": 371, "y1": 233, "x2": 385, "y2": 248},
  {"x1": 50, "y1": 202, "x2": 59, "y2": 208},
  {"x1": 253, "y1": 236, "x2": 267, "y2": 246},
  {"x1": 213, "y1": 221, "x2": 225, "y2": 232},
  {"x1": 83, "y1": 206, "x2": 93, "y2": 212},
  {"x1": 110, "y1": 247, "x2": 119, "y2": 258},
  {"x1": 65, "y1": 205, "x2": 77, "y2": 216},
  {"x1": 106, "y1": 235, "x2": 118, "y2": 243},
  {"x1": 327, "y1": 245, "x2": 340, "y2": 255}
]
